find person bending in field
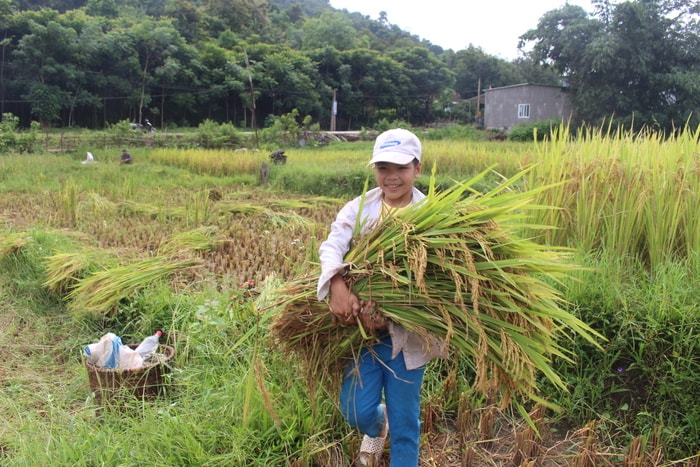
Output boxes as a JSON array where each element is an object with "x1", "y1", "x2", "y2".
[
  {"x1": 120, "y1": 148, "x2": 133, "y2": 165},
  {"x1": 317, "y1": 128, "x2": 445, "y2": 466}
]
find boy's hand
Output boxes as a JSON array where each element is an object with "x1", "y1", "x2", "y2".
[
  {"x1": 357, "y1": 300, "x2": 388, "y2": 333},
  {"x1": 328, "y1": 274, "x2": 361, "y2": 326}
]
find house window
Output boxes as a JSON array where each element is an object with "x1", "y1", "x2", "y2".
[{"x1": 518, "y1": 104, "x2": 530, "y2": 118}]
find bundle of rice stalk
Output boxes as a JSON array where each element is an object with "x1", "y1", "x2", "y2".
[
  {"x1": 118, "y1": 200, "x2": 160, "y2": 217},
  {"x1": 216, "y1": 202, "x2": 267, "y2": 215},
  {"x1": 44, "y1": 248, "x2": 117, "y2": 295},
  {"x1": 67, "y1": 255, "x2": 202, "y2": 317},
  {"x1": 270, "y1": 166, "x2": 602, "y2": 408},
  {"x1": 0, "y1": 231, "x2": 30, "y2": 257},
  {"x1": 157, "y1": 226, "x2": 222, "y2": 256}
]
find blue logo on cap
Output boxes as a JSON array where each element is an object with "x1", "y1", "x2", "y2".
[{"x1": 379, "y1": 140, "x2": 402, "y2": 150}]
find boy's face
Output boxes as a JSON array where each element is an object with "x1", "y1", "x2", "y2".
[{"x1": 373, "y1": 161, "x2": 422, "y2": 208}]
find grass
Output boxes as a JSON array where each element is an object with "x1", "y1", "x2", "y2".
[
  {"x1": 554, "y1": 252, "x2": 700, "y2": 455},
  {"x1": 1, "y1": 128, "x2": 699, "y2": 465}
]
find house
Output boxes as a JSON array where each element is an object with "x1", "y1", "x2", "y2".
[{"x1": 478, "y1": 83, "x2": 574, "y2": 131}]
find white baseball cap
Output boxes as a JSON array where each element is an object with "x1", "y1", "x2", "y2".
[{"x1": 368, "y1": 128, "x2": 422, "y2": 166}]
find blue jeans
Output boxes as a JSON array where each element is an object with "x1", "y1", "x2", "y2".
[{"x1": 339, "y1": 335, "x2": 426, "y2": 467}]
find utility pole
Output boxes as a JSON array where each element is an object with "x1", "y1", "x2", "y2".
[
  {"x1": 330, "y1": 88, "x2": 337, "y2": 132},
  {"x1": 476, "y1": 77, "x2": 483, "y2": 128},
  {"x1": 244, "y1": 49, "x2": 258, "y2": 148}
]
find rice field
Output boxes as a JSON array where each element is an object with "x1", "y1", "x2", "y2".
[{"x1": 1, "y1": 125, "x2": 699, "y2": 465}]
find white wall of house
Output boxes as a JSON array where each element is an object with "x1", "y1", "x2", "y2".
[{"x1": 484, "y1": 83, "x2": 574, "y2": 131}]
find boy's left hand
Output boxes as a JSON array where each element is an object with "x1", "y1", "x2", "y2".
[{"x1": 357, "y1": 300, "x2": 388, "y2": 333}]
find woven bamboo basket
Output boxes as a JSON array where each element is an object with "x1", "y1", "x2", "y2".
[{"x1": 85, "y1": 344, "x2": 175, "y2": 404}]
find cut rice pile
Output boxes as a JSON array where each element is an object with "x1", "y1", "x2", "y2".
[{"x1": 270, "y1": 168, "x2": 600, "y2": 407}]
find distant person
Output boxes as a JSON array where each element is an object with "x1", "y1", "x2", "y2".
[
  {"x1": 120, "y1": 149, "x2": 133, "y2": 165},
  {"x1": 81, "y1": 151, "x2": 96, "y2": 164}
]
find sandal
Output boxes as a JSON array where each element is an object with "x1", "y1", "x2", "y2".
[{"x1": 358, "y1": 404, "x2": 389, "y2": 466}]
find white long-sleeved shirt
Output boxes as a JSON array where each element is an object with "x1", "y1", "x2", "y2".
[{"x1": 317, "y1": 186, "x2": 446, "y2": 370}]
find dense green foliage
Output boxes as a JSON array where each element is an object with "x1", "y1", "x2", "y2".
[
  {"x1": 0, "y1": 113, "x2": 41, "y2": 152},
  {"x1": 506, "y1": 119, "x2": 562, "y2": 142},
  {"x1": 520, "y1": 1, "x2": 700, "y2": 131},
  {"x1": 0, "y1": 0, "x2": 696, "y2": 134},
  {"x1": 0, "y1": 0, "x2": 465, "y2": 130},
  {"x1": 554, "y1": 253, "x2": 700, "y2": 458}
]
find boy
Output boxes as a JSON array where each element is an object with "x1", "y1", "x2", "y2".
[{"x1": 317, "y1": 128, "x2": 445, "y2": 466}]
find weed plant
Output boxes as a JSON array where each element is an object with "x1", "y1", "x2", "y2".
[{"x1": 549, "y1": 252, "x2": 700, "y2": 459}]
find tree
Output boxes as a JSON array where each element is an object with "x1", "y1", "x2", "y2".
[
  {"x1": 204, "y1": 0, "x2": 269, "y2": 38},
  {"x1": 6, "y1": 0, "x2": 611, "y2": 130},
  {"x1": 131, "y1": 18, "x2": 194, "y2": 125},
  {"x1": 511, "y1": 57, "x2": 562, "y2": 86},
  {"x1": 11, "y1": 18, "x2": 83, "y2": 125},
  {"x1": 0, "y1": 0, "x2": 17, "y2": 117},
  {"x1": 197, "y1": 41, "x2": 246, "y2": 125},
  {"x1": 335, "y1": 48, "x2": 407, "y2": 127},
  {"x1": 85, "y1": 0, "x2": 119, "y2": 18},
  {"x1": 520, "y1": 0, "x2": 700, "y2": 131},
  {"x1": 88, "y1": 24, "x2": 142, "y2": 126},
  {"x1": 248, "y1": 46, "x2": 327, "y2": 122},
  {"x1": 387, "y1": 47, "x2": 455, "y2": 123},
  {"x1": 301, "y1": 10, "x2": 356, "y2": 51},
  {"x1": 164, "y1": 0, "x2": 203, "y2": 43},
  {"x1": 519, "y1": 4, "x2": 601, "y2": 80},
  {"x1": 452, "y1": 46, "x2": 523, "y2": 99}
]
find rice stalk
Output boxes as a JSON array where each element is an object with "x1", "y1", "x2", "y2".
[
  {"x1": 185, "y1": 190, "x2": 214, "y2": 225},
  {"x1": 216, "y1": 202, "x2": 267, "y2": 215},
  {"x1": 59, "y1": 179, "x2": 79, "y2": 227},
  {"x1": 0, "y1": 231, "x2": 30, "y2": 257},
  {"x1": 81, "y1": 192, "x2": 118, "y2": 218},
  {"x1": 572, "y1": 421, "x2": 599, "y2": 467},
  {"x1": 268, "y1": 197, "x2": 340, "y2": 210},
  {"x1": 528, "y1": 122, "x2": 700, "y2": 270},
  {"x1": 43, "y1": 248, "x2": 116, "y2": 294},
  {"x1": 158, "y1": 226, "x2": 222, "y2": 256},
  {"x1": 118, "y1": 200, "x2": 160, "y2": 217},
  {"x1": 512, "y1": 403, "x2": 546, "y2": 464},
  {"x1": 269, "y1": 166, "x2": 603, "y2": 411},
  {"x1": 267, "y1": 280, "x2": 361, "y2": 391},
  {"x1": 263, "y1": 210, "x2": 308, "y2": 228},
  {"x1": 67, "y1": 255, "x2": 202, "y2": 316}
]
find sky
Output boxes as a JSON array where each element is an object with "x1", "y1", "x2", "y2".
[{"x1": 328, "y1": 0, "x2": 596, "y2": 60}]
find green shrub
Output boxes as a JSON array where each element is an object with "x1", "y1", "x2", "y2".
[
  {"x1": 0, "y1": 229, "x2": 78, "y2": 309},
  {"x1": 435, "y1": 100, "x2": 476, "y2": 124},
  {"x1": 0, "y1": 113, "x2": 40, "y2": 153},
  {"x1": 375, "y1": 118, "x2": 411, "y2": 133},
  {"x1": 508, "y1": 119, "x2": 562, "y2": 141},
  {"x1": 272, "y1": 166, "x2": 369, "y2": 197},
  {"x1": 196, "y1": 119, "x2": 242, "y2": 149},
  {"x1": 422, "y1": 124, "x2": 486, "y2": 141},
  {"x1": 107, "y1": 119, "x2": 136, "y2": 139},
  {"x1": 260, "y1": 109, "x2": 314, "y2": 147}
]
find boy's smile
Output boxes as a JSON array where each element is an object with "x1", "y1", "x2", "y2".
[{"x1": 374, "y1": 161, "x2": 422, "y2": 208}]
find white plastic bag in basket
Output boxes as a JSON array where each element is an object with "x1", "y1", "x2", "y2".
[
  {"x1": 117, "y1": 344, "x2": 144, "y2": 369},
  {"x1": 84, "y1": 332, "x2": 122, "y2": 369}
]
